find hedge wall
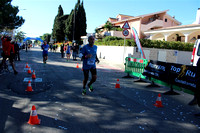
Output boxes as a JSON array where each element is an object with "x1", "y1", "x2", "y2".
[{"x1": 94, "y1": 36, "x2": 194, "y2": 51}]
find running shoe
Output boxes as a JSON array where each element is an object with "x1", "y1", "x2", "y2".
[
  {"x1": 88, "y1": 84, "x2": 94, "y2": 92},
  {"x1": 82, "y1": 89, "x2": 86, "y2": 95},
  {"x1": 14, "y1": 71, "x2": 18, "y2": 75}
]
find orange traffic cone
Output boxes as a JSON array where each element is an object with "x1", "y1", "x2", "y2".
[
  {"x1": 154, "y1": 93, "x2": 163, "y2": 107},
  {"x1": 26, "y1": 80, "x2": 33, "y2": 92},
  {"x1": 28, "y1": 67, "x2": 31, "y2": 74},
  {"x1": 28, "y1": 105, "x2": 41, "y2": 125},
  {"x1": 115, "y1": 79, "x2": 120, "y2": 88},
  {"x1": 76, "y1": 63, "x2": 79, "y2": 68},
  {"x1": 25, "y1": 63, "x2": 29, "y2": 68},
  {"x1": 32, "y1": 70, "x2": 36, "y2": 79}
]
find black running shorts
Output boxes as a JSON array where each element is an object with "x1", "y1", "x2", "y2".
[
  {"x1": 43, "y1": 53, "x2": 48, "y2": 57},
  {"x1": 83, "y1": 68, "x2": 97, "y2": 79},
  {"x1": 2, "y1": 52, "x2": 14, "y2": 62}
]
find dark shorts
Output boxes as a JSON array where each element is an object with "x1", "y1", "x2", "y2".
[
  {"x1": 83, "y1": 68, "x2": 97, "y2": 79},
  {"x1": 43, "y1": 53, "x2": 48, "y2": 57},
  {"x1": 1, "y1": 52, "x2": 14, "y2": 62}
]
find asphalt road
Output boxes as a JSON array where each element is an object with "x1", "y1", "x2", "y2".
[{"x1": 1, "y1": 46, "x2": 200, "y2": 133}]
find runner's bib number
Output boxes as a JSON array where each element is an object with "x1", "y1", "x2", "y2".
[
  {"x1": 87, "y1": 59, "x2": 95, "y2": 65},
  {"x1": 44, "y1": 48, "x2": 48, "y2": 51}
]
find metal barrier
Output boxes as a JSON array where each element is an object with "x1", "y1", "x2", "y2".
[{"x1": 124, "y1": 57, "x2": 148, "y2": 79}]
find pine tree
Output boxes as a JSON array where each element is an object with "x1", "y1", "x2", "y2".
[
  {"x1": 0, "y1": 0, "x2": 25, "y2": 31},
  {"x1": 14, "y1": 31, "x2": 25, "y2": 42}
]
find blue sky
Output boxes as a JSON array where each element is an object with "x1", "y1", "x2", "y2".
[{"x1": 12, "y1": 0, "x2": 200, "y2": 37}]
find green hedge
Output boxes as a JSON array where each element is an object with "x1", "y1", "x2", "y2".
[{"x1": 94, "y1": 36, "x2": 194, "y2": 51}]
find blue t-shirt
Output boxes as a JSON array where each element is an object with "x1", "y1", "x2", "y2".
[
  {"x1": 81, "y1": 44, "x2": 97, "y2": 70},
  {"x1": 66, "y1": 45, "x2": 70, "y2": 54},
  {"x1": 41, "y1": 44, "x2": 49, "y2": 54}
]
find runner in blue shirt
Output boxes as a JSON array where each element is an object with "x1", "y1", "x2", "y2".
[
  {"x1": 41, "y1": 41, "x2": 49, "y2": 64},
  {"x1": 81, "y1": 36, "x2": 100, "y2": 95}
]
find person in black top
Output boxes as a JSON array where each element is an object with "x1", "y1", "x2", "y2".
[
  {"x1": 25, "y1": 42, "x2": 28, "y2": 52},
  {"x1": 14, "y1": 41, "x2": 20, "y2": 61},
  {"x1": 50, "y1": 44, "x2": 53, "y2": 52},
  {"x1": 60, "y1": 44, "x2": 65, "y2": 58},
  {"x1": 72, "y1": 43, "x2": 79, "y2": 61}
]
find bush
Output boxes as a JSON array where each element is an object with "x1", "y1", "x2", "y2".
[
  {"x1": 95, "y1": 38, "x2": 194, "y2": 51},
  {"x1": 103, "y1": 36, "x2": 123, "y2": 41}
]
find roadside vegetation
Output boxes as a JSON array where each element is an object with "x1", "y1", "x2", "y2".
[{"x1": 94, "y1": 36, "x2": 194, "y2": 51}]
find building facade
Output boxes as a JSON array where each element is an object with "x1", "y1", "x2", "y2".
[
  {"x1": 96, "y1": 9, "x2": 200, "y2": 43},
  {"x1": 96, "y1": 10, "x2": 181, "y2": 39},
  {"x1": 145, "y1": 8, "x2": 200, "y2": 43}
]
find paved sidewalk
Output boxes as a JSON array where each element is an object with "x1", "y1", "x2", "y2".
[{"x1": 98, "y1": 58, "x2": 125, "y2": 71}]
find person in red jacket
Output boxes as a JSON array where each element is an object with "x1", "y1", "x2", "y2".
[{"x1": 0, "y1": 36, "x2": 18, "y2": 75}]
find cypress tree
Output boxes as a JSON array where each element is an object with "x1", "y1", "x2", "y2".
[
  {"x1": 65, "y1": 0, "x2": 87, "y2": 42},
  {"x1": 74, "y1": 1, "x2": 81, "y2": 41},
  {"x1": 65, "y1": 9, "x2": 74, "y2": 41},
  {"x1": 52, "y1": 5, "x2": 65, "y2": 42},
  {"x1": 79, "y1": 1, "x2": 87, "y2": 36}
]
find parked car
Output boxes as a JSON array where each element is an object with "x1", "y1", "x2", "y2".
[{"x1": 190, "y1": 39, "x2": 200, "y2": 66}]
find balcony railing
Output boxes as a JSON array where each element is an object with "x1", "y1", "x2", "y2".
[{"x1": 141, "y1": 19, "x2": 164, "y2": 31}]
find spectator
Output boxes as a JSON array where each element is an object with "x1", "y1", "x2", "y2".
[
  {"x1": 53, "y1": 43, "x2": 56, "y2": 53},
  {"x1": 50, "y1": 44, "x2": 53, "y2": 52},
  {"x1": 72, "y1": 43, "x2": 79, "y2": 61},
  {"x1": 60, "y1": 44, "x2": 65, "y2": 58},
  {"x1": 56, "y1": 44, "x2": 58, "y2": 52},
  {"x1": 14, "y1": 41, "x2": 20, "y2": 61},
  {"x1": 0, "y1": 36, "x2": 18, "y2": 75},
  {"x1": 25, "y1": 42, "x2": 28, "y2": 52}
]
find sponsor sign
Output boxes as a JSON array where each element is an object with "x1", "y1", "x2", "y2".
[
  {"x1": 169, "y1": 63, "x2": 196, "y2": 91},
  {"x1": 143, "y1": 60, "x2": 197, "y2": 92},
  {"x1": 143, "y1": 60, "x2": 169, "y2": 83}
]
